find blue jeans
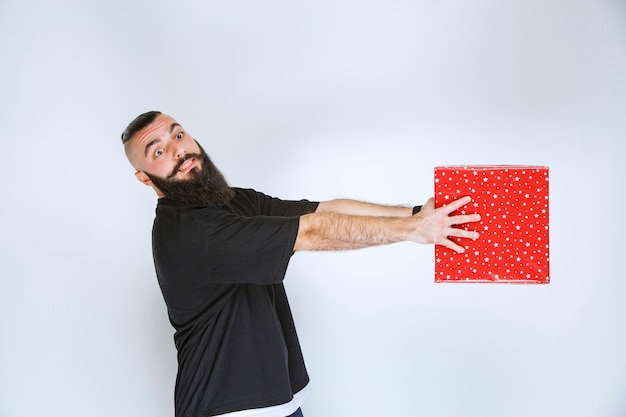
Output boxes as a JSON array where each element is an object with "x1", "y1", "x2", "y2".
[{"x1": 288, "y1": 408, "x2": 304, "y2": 417}]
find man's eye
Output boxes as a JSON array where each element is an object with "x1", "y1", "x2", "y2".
[
  {"x1": 176, "y1": 132, "x2": 183, "y2": 139},
  {"x1": 154, "y1": 149, "x2": 164, "y2": 157}
]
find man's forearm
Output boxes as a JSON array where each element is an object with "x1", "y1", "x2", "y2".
[
  {"x1": 316, "y1": 199, "x2": 414, "y2": 217},
  {"x1": 294, "y1": 212, "x2": 412, "y2": 251}
]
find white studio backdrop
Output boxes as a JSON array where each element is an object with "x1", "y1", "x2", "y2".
[{"x1": 1, "y1": 1, "x2": 624, "y2": 416}]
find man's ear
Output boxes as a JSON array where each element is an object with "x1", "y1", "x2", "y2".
[{"x1": 134, "y1": 171, "x2": 153, "y2": 187}]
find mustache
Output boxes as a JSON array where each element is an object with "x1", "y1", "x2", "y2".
[{"x1": 167, "y1": 152, "x2": 204, "y2": 179}]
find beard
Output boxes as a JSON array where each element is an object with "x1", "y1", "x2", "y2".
[{"x1": 145, "y1": 143, "x2": 235, "y2": 207}]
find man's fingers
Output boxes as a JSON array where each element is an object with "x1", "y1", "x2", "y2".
[
  {"x1": 440, "y1": 195, "x2": 472, "y2": 214},
  {"x1": 419, "y1": 196, "x2": 481, "y2": 251},
  {"x1": 450, "y1": 213, "x2": 481, "y2": 225},
  {"x1": 440, "y1": 238, "x2": 466, "y2": 253},
  {"x1": 438, "y1": 228, "x2": 479, "y2": 253},
  {"x1": 439, "y1": 196, "x2": 481, "y2": 225},
  {"x1": 448, "y1": 227, "x2": 480, "y2": 241}
]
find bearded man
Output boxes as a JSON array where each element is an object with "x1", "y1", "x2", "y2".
[{"x1": 121, "y1": 111, "x2": 480, "y2": 417}]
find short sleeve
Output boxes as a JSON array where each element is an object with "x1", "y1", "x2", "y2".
[
  {"x1": 153, "y1": 206, "x2": 300, "y2": 288},
  {"x1": 229, "y1": 188, "x2": 319, "y2": 217}
]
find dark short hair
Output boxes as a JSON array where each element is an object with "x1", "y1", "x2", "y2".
[{"x1": 121, "y1": 111, "x2": 162, "y2": 144}]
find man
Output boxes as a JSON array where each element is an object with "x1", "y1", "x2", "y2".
[{"x1": 121, "y1": 111, "x2": 480, "y2": 417}]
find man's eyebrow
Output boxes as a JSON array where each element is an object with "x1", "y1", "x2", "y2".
[
  {"x1": 144, "y1": 138, "x2": 161, "y2": 157},
  {"x1": 169, "y1": 122, "x2": 181, "y2": 133}
]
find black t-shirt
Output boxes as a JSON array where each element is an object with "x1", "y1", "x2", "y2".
[{"x1": 152, "y1": 188, "x2": 318, "y2": 417}]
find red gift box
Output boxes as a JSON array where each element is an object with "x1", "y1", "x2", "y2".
[{"x1": 434, "y1": 165, "x2": 549, "y2": 284}]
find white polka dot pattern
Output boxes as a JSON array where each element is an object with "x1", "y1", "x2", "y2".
[{"x1": 434, "y1": 166, "x2": 550, "y2": 284}]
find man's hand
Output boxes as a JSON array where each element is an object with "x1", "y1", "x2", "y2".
[{"x1": 410, "y1": 196, "x2": 480, "y2": 253}]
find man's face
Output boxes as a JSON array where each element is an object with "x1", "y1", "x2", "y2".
[
  {"x1": 125, "y1": 113, "x2": 234, "y2": 206},
  {"x1": 125, "y1": 114, "x2": 203, "y2": 188}
]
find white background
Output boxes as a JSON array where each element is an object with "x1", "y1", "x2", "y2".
[{"x1": 1, "y1": 1, "x2": 624, "y2": 416}]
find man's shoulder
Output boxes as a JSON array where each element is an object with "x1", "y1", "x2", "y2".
[
  {"x1": 154, "y1": 188, "x2": 267, "y2": 220},
  {"x1": 155, "y1": 199, "x2": 228, "y2": 222}
]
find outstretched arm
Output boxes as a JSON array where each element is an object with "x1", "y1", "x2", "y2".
[
  {"x1": 315, "y1": 199, "x2": 416, "y2": 218},
  {"x1": 294, "y1": 196, "x2": 479, "y2": 253}
]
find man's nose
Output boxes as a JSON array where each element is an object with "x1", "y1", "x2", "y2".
[{"x1": 174, "y1": 145, "x2": 186, "y2": 159}]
